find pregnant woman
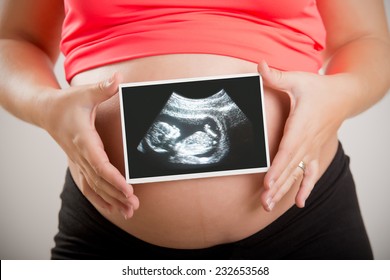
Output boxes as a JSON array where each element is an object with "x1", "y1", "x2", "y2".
[{"x1": 1, "y1": 0, "x2": 389, "y2": 259}]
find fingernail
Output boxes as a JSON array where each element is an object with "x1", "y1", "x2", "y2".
[
  {"x1": 268, "y1": 179, "x2": 275, "y2": 189},
  {"x1": 104, "y1": 74, "x2": 116, "y2": 88},
  {"x1": 301, "y1": 197, "x2": 307, "y2": 208},
  {"x1": 261, "y1": 60, "x2": 270, "y2": 72},
  {"x1": 120, "y1": 209, "x2": 128, "y2": 220},
  {"x1": 104, "y1": 78, "x2": 114, "y2": 88},
  {"x1": 266, "y1": 197, "x2": 275, "y2": 211}
]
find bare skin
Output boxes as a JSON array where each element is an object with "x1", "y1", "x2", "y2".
[
  {"x1": 67, "y1": 54, "x2": 339, "y2": 247},
  {"x1": 0, "y1": 0, "x2": 389, "y2": 249}
]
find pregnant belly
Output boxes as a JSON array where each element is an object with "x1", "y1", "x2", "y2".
[{"x1": 68, "y1": 54, "x2": 302, "y2": 249}]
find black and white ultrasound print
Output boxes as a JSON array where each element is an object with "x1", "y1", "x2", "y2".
[
  {"x1": 137, "y1": 89, "x2": 252, "y2": 166},
  {"x1": 120, "y1": 74, "x2": 269, "y2": 183}
]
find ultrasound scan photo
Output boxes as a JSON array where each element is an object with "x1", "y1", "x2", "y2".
[
  {"x1": 137, "y1": 89, "x2": 252, "y2": 166},
  {"x1": 120, "y1": 74, "x2": 269, "y2": 183}
]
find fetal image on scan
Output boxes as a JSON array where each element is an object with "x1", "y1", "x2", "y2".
[{"x1": 137, "y1": 89, "x2": 254, "y2": 167}]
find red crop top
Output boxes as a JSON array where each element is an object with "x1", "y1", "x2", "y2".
[{"x1": 61, "y1": 0, "x2": 326, "y2": 82}]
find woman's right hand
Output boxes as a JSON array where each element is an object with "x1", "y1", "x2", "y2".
[{"x1": 41, "y1": 73, "x2": 139, "y2": 219}]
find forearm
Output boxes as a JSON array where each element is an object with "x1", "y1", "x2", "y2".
[
  {"x1": 0, "y1": 39, "x2": 61, "y2": 128},
  {"x1": 323, "y1": 36, "x2": 390, "y2": 119}
]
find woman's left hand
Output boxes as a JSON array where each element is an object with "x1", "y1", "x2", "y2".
[{"x1": 258, "y1": 61, "x2": 350, "y2": 211}]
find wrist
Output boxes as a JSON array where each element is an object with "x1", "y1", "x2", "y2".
[{"x1": 32, "y1": 87, "x2": 62, "y2": 130}]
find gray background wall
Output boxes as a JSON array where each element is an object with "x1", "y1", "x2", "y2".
[{"x1": 1, "y1": 1, "x2": 390, "y2": 259}]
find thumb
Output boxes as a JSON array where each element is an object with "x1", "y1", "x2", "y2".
[
  {"x1": 258, "y1": 60, "x2": 297, "y2": 110},
  {"x1": 90, "y1": 72, "x2": 122, "y2": 105},
  {"x1": 257, "y1": 60, "x2": 294, "y2": 93}
]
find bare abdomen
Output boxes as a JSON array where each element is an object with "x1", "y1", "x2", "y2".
[{"x1": 68, "y1": 54, "x2": 337, "y2": 248}]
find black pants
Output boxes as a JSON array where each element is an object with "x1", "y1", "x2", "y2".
[{"x1": 51, "y1": 143, "x2": 373, "y2": 260}]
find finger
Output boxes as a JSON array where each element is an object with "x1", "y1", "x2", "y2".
[
  {"x1": 263, "y1": 116, "x2": 307, "y2": 190},
  {"x1": 82, "y1": 165, "x2": 136, "y2": 219},
  {"x1": 82, "y1": 159, "x2": 133, "y2": 205},
  {"x1": 258, "y1": 61, "x2": 288, "y2": 90},
  {"x1": 87, "y1": 72, "x2": 123, "y2": 106},
  {"x1": 257, "y1": 60, "x2": 297, "y2": 110},
  {"x1": 120, "y1": 205, "x2": 135, "y2": 220},
  {"x1": 261, "y1": 119, "x2": 307, "y2": 210},
  {"x1": 71, "y1": 108, "x2": 139, "y2": 215},
  {"x1": 267, "y1": 152, "x2": 305, "y2": 191},
  {"x1": 295, "y1": 160, "x2": 320, "y2": 208},
  {"x1": 74, "y1": 128, "x2": 134, "y2": 199},
  {"x1": 92, "y1": 170, "x2": 139, "y2": 210},
  {"x1": 273, "y1": 166, "x2": 304, "y2": 202},
  {"x1": 263, "y1": 167, "x2": 304, "y2": 211},
  {"x1": 81, "y1": 175, "x2": 112, "y2": 212},
  {"x1": 90, "y1": 152, "x2": 136, "y2": 201},
  {"x1": 263, "y1": 145, "x2": 306, "y2": 210},
  {"x1": 94, "y1": 185, "x2": 131, "y2": 215},
  {"x1": 84, "y1": 149, "x2": 139, "y2": 210},
  {"x1": 93, "y1": 188, "x2": 135, "y2": 220}
]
